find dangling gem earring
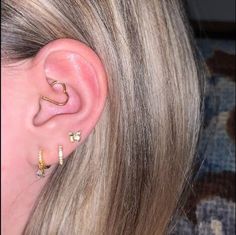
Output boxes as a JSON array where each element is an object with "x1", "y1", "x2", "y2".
[{"x1": 36, "y1": 149, "x2": 50, "y2": 178}]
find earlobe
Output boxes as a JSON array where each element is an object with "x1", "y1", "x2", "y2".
[{"x1": 29, "y1": 39, "x2": 107, "y2": 166}]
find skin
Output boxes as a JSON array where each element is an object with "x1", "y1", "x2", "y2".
[{"x1": 1, "y1": 39, "x2": 107, "y2": 235}]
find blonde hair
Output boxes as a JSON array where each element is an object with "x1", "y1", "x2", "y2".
[{"x1": 2, "y1": 0, "x2": 204, "y2": 234}]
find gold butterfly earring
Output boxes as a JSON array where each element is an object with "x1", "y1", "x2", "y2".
[{"x1": 69, "y1": 131, "x2": 81, "y2": 143}]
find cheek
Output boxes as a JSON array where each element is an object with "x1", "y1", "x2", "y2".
[
  {"x1": 1, "y1": 90, "x2": 22, "y2": 160},
  {"x1": 1, "y1": 62, "x2": 34, "y2": 175},
  {"x1": 1, "y1": 80, "x2": 30, "y2": 163}
]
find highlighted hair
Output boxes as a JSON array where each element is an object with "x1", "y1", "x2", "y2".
[{"x1": 2, "y1": 0, "x2": 204, "y2": 234}]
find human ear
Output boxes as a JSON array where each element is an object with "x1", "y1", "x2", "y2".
[{"x1": 27, "y1": 39, "x2": 107, "y2": 166}]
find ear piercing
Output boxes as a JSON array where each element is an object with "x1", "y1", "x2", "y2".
[
  {"x1": 41, "y1": 80, "x2": 69, "y2": 106},
  {"x1": 58, "y1": 145, "x2": 64, "y2": 165},
  {"x1": 36, "y1": 131, "x2": 82, "y2": 176},
  {"x1": 36, "y1": 149, "x2": 51, "y2": 178},
  {"x1": 69, "y1": 131, "x2": 81, "y2": 142},
  {"x1": 36, "y1": 146, "x2": 63, "y2": 177}
]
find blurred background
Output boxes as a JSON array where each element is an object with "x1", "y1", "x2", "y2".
[
  {"x1": 187, "y1": 0, "x2": 235, "y2": 39},
  {"x1": 170, "y1": 1, "x2": 235, "y2": 234}
]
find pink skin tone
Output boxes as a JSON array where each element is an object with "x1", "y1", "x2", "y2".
[{"x1": 1, "y1": 39, "x2": 107, "y2": 235}]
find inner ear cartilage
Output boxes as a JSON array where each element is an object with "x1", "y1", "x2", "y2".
[{"x1": 41, "y1": 80, "x2": 69, "y2": 106}]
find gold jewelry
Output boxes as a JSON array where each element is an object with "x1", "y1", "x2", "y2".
[
  {"x1": 58, "y1": 145, "x2": 63, "y2": 165},
  {"x1": 41, "y1": 80, "x2": 69, "y2": 106},
  {"x1": 69, "y1": 131, "x2": 81, "y2": 143},
  {"x1": 36, "y1": 149, "x2": 50, "y2": 177}
]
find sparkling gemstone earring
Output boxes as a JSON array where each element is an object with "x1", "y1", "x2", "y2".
[
  {"x1": 58, "y1": 145, "x2": 64, "y2": 165},
  {"x1": 69, "y1": 131, "x2": 81, "y2": 143},
  {"x1": 36, "y1": 149, "x2": 50, "y2": 177}
]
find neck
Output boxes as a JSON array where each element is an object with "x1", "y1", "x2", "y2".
[{"x1": 1, "y1": 155, "x2": 52, "y2": 235}]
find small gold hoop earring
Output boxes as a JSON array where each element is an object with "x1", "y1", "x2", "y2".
[
  {"x1": 41, "y1": 80, "x2": 69, "y2": 106},
  {"x1": 58, "y1": 145, "x2": 63, "y2": 165},
  {"x1": 69, "y1": 131, "x2": 81, "y2": 143},
  {"x1": 36, "y1": 149, "x2": 50, "y2": 178}
]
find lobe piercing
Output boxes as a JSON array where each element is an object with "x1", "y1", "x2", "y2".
[
  {"x1": 36, "y1": 149, "x2": 50, "y2": 178},
  {"x1": 69, "y1": 131, "x2": 81, "y2": 142},
  {"x1": 58, "y1": 145, "x2": 64, "y2": 165}
]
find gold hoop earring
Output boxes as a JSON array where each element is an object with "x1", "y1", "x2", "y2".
[
  {"x1": 36, "y1": 149, "x2": 50, "y2": 178},
  {"x1": 58, "y1": 145, "x2": 63, "y2": 165},
  {"x1": 41, "y1": 80, "x2": 69, "y2": 106},
  {"x1": 69, "y1": 131, "x2": 81, "y2": 143}
]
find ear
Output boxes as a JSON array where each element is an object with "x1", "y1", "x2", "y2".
[{"x1": 27, "y1": 39, "x2": 107, "y2": 166}]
